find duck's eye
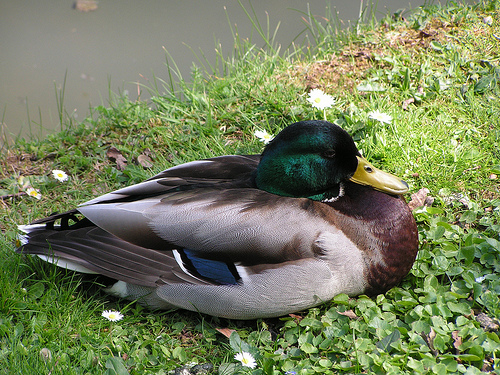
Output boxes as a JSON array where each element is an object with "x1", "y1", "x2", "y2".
[
  {"x1": 322, "y1": 150, "x2": 336, "y2": 159},
  {"x1": 364, "y1": 166, "x2": 373, "y2": 173}
]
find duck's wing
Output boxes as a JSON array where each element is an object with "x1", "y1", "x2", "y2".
[
  {"x1": 18, "y1": 153, "x2": 342, "y2": 289},
  {"x1": 82, "y1": 154, "x2": 261, "y2": 206},
  {"x1": 78, "y1": 187, "x2": 335, "y2": 260}
]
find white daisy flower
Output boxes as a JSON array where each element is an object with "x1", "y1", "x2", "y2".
[
  {"x1": 102, "y1": 310, "x2": 124, "y2": 322},
  {"x1": 52, "y1": 169, "x2": 69, "y2": 182},
  {"x1": 26, "y1": 187, "x2": 41, "y2": 200},
  {"x1": 306, "y1": 89, "x2": 335, "y2": 110},
  {"x1": 254, "y1": 129, "x2": 274, "y2": 144},
  {"x1": 234, "y1": 351, "x2": 257, "y2": 369},
  {"x1": 368, "y1": 110, "x2": 393, "y2": 124}
]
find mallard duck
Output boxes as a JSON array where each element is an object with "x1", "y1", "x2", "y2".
[{"x1": 17, "y1": 120, "x2": 418, "y2": 319}]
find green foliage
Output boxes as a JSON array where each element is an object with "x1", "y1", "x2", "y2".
[{"x1": 1, "y1": 0, "x2": 500, "y2": 374}]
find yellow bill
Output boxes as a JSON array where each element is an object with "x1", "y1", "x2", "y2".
[{"x1": 350, "y1": 156, "x2": 409, "y2": 195}]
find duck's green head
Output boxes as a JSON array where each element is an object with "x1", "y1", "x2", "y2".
[{"x1": 255, "y1": 120, "x2": 408, "y2": 201}]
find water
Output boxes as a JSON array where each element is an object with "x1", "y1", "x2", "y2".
[{"x1": 0, "y1": 0, "x2": 454, "y2": 142}]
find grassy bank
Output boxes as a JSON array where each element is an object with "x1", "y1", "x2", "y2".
[{"x1": 1, "y1": 1, "x2": 500, "y2": 374}]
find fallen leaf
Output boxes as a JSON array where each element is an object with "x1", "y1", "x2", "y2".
[
  {"x1": 107, "y1": 147, "x2": 127, "y2": 171},
  {"x1": 402, "y1": 97, "x2": 414, "y2": 110},
  {"x1": 137, "y1": 154, "x2": 153, "y2": 168},
  {"x1": 476, "y1": 312, "x2": 499, "y2": 332},
  {"x1": 428, "y1": 327, "x2": 436, "y2": 341},
  {"x1": 408, "y1": 188, "x2": 434, "y2": 211},
  {"x1": 215, "y1": 328, "x2": 236, "y2": 338},
  {"x1": 420, "y1": 327, "x2": 438, "y2": 356},
  {"x1": 452, "y1": 330, "x2": 462, "y2": 350},
  {"x1": 288, "y1": 313, "x2": 303, "y2": 322},
  {"x1": 338, "y1": 310, "x2": 359, "y2": 320}
]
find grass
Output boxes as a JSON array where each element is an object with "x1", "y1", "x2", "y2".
[{"x1": 1, "y1": 0, "x2": 500, "y2": 374}]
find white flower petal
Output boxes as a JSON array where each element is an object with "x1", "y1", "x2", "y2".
[
  {"x1": 368, "y1": 110, "x2": 393, "y2": 124},
  {"x1": 254, "y1": 129, "x2": 274, "y2": 144},
  {"x1": 234, "y1": 351, "x2": 257, "y2": 369},
  {"x1": 52, "y1": 169, "x2": 68, "y2": 182},
  {"x1": 307, "y1": 89, "x2": 335, "y2": 110},
  {"x1": 102, "y1": 310, "x2": 124, "y2": 322},
  {"x1": 26, "y1": 187, "x2": 42, "y2": 200}
]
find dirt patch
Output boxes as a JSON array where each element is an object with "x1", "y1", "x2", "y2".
[
  {"x1": 1, "y1": 151, "x2": 54, "y2": 179},
  {"x1": 282, "y1": 18, "x2": 458, "y2": 93}
]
